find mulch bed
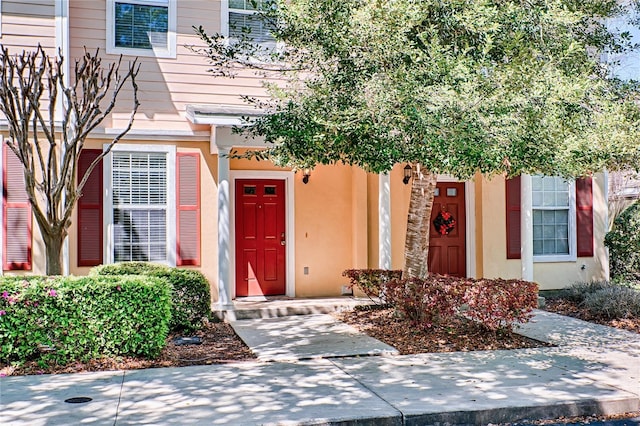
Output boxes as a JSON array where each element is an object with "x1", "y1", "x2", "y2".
[
  {"x1": 1, "y1": 320, "x2": 256, "y2": 377},
  {"x1": 333, "y1": 306, "x2": 549, "y2": 354},
  {"x1": 4, "y1": 298, "x2": 640, "y2": 377},
  {"x1": 544, "y1": 298, "x2": 640, "y2": 334}
]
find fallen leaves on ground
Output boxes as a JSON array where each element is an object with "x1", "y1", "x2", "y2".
[
  {"x1": 544, "y1": 298, "x2": 640, "y2": 334},
  {"x1": 334, "y1": 306, "x2": 549, "y2": 354},
  {"x1": 1, "y1": 320, "x2": 256, "y2": 377},
  {"x1": 4, "y1": 298, "x2": 639, "y2": 377}
]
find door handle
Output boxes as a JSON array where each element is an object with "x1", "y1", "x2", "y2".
[{"x1": 281, "y1": 232, "x2": 286, "y2": 246}]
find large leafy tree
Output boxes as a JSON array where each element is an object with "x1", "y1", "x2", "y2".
[
  {"x1": 196, "y1": 0, "x2": 640, "y2": 278},
  {"x1": 0, "y1": 45, "x2": 139, "y2": 275}
]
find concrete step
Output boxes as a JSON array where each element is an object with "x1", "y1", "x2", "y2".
[{"x1": 216, "y1": 296, "x2": 377, "y2": 320}]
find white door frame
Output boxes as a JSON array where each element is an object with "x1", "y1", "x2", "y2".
[
  {"x1": 436, "y1": 175, "x2": 477, "y2": 278},
  {"x1": 229, "y1": 170, "x2": 295, "y2": 298}
]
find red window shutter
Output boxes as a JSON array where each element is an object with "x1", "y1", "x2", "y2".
[
  {"x1": 3, "y1": 145, "x2": 32, "y2": 270},
  {"x1": 505, "y1": 176, "x2": 521, "y2": 259},
  {"x1": 176, "y1": 152, "x2": 200, "y2": 266},
  {"x1": 77, "y1": 149, "x2": 103, "y2": 267},
  {"x1": 576, "y1": 177, "x2": 594, "y2": 257}
]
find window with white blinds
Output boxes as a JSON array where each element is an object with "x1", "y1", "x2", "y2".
[
  {"x1": 228, "y1": 0, "x2": 276, "y2": 43},
  {"x1": 106, "y1": 145, "x2": 176, "y2": 266},
  {"x1": 107, "y1": 0, "x2": 176, "y2": 58}
]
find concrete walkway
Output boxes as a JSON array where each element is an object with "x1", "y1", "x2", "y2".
[{"x1": 1, "y1": 310, "x2": 639, "y2": 425}]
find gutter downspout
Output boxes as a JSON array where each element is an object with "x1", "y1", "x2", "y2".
[{"x1": 56, "y1": 0, "x2": 71, "y2": 276}]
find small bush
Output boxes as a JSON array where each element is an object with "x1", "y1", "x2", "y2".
[
  {"x1": 582, "y1": 286, "x2": 640, "y2": 320},
  {"x1": 384, "y1": 275, "x2": 468, "y2": 328},
  {"x1": 0, "y1": 275, "x2": 171, "y2": 365},
  {"x1": 559, "y1": 281, "x2": 611, "y2": 303},
  {"x1": 342, "y1": 269, "x2": 402, "y2": 303},
  {"x1": 353, "y1": 271, "x2": 539, "y2": 332},
  {"x1": 605, "y1": 201, "x2": 640, "y2": 283},
  {"x1": 92, "y1": 262, "x2": 211, "y2": 331},
  {"x1": 464, "y1": 278, "x2": 539, "y2": 331}
]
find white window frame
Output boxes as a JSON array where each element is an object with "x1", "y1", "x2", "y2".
[
  {"x1": 222, "y1": 0, "x2": 277, "y2": 45},
  {"x1": 0, "y1": 0, "x2": 3, "y2": 38},
  {"x1": 104, "y1": 144, "x2": 176, "y2": 266},
  {"x1": 532, "y1": 176, "x2": 577, "y2": 263},
  {"x1": 106, "y1": 0, "x2": 177, "y2": 58}
]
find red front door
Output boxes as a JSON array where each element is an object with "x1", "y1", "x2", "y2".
[
  {"x1": 235, "y1": 179, "x2": 286, "y2": 297},
  {"x1": 428, "y1": 182, "x2": 466, "y2": 277}
]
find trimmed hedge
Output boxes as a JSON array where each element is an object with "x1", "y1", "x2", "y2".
[
  {"x1": 0, "y1": 275, "x2": 171, "y2": 365},
  {"x1": 344, "y1": 269, "x2": 538, "y2": 331},
  {"x1": 91, "y1": 262, "x2": 211, "y2": 331}
]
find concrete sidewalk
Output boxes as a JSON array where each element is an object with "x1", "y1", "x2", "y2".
[{"x1": 1, "y1": 310, "x2": 639, "y2": 425}]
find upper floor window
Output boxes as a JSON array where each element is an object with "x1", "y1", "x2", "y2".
[
  {"x1": 227, "y1": 0, "x2": 276, "y2": 43},
  {"x1": 532, "y1": 176, "x2": 576, "y2": 261},
  {"x1": 107, "y1": 0, "x2": 177, "y2": 58}
]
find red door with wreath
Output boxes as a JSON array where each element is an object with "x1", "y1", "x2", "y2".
[
  {"x1": 428, "y1": 182, "x2": 466, "y2": 277},
  {"x1": 235, "y1": 179, "x2": 286, "y2": 297}
]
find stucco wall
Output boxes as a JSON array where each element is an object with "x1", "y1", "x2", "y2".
[
  {"x1": 68, "y1": 138, "x2": 219, "y2": 298},
  {"x1": 480, "y1": 173, "x2": 609, "y2": 290}
]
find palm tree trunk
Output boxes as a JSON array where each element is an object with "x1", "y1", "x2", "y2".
[{"x1": 403, "y1": 164, "x2": 437, "y2": 279}]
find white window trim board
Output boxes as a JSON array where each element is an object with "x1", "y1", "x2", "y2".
[
  {"x1": 103, "y1": 143, "x2": 177, "y2": 266},
  {"x1": 106, "y1": 0, "x2": 177, "y2": 58},
  {"x1": 532, "y1": 178, "x2": 577, "y2": 263}
]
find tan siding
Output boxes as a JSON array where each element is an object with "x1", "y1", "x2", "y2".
[
  {"x1": 2, "y1": 0, "x2": 55, "y2": 17},
  {"x1": 0, "y1": 1, "x2": 56, "y2": 50}
]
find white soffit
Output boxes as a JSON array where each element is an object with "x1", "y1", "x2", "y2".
[{"x1": 186, "y1": 104, "x2": 265, "y2": 126}]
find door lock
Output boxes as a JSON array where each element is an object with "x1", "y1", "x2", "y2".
[{"x1": 281, "y1": 232, "x2": 286, "y2": 246}]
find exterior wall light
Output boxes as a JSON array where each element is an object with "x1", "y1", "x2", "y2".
[
  {"x1": 302, "y1": 169, "x2": 311, "y2": 184},
  {"x1": 403, "y1": 164, "x2": 412, "y2": 185}
]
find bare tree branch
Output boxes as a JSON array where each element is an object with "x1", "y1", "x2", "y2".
[{"x1": 0, "y1": 44, "x2": 139, "y2": 274}]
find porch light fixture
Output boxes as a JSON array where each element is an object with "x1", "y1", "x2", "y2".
[
  {"x1": 403, "y1": 164, "x2": 412, "y2": 185},
  {"x1": 302, "y1": 169, "x2": 311, "y2": 184}
]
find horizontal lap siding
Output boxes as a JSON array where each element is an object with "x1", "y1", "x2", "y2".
[
  {"x1": 1, "y1": 2, "x2": 56, "y2": 50},
  {"x1": 69, "y1": 1, "x2": 275, "y2": 131}
]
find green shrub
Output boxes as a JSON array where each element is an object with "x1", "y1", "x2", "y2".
[
  {"x1": 92, "y1": 262, "x2": 211, "y2": 331},
  {"x1": 0, "y1": 275, "x2": 171, "y2": 365},
  {"x1": 558, "y1": 280, "x2": 611, "y2": 303},
  {"x1": 342, "y1": 269, "x2": 402, "y2": 303},
  {"x1": 582, "y1": 286, "x2": 640, "y2": 320},
  {"x1": 605, "y1": 201, "x2": 640, "y2": 283}
]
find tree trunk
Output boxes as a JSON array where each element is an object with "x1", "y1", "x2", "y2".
[
  {"x1": 403, "y1": 165, "x2": 437, "y2": 279},
  {"x1": 43, "y1": 231, "x2": 65, "y2": 276}
]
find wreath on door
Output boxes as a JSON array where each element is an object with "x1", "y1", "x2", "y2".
[{"x1": 433, "y1": 211, "x2": 456, "y2": 235}]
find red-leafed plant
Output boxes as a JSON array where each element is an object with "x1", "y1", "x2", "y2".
[
  {"x1": 343, "y1": 269, "x2": 538, "y2": 332},
  {"x1": 342, "y1": 269, "x2": 402, "y2": 304},
  {"x1": 464, "y1": 278, "x2": 539, "y2": 331},
  {"x1": 384, "y1": 275, "x2": 469, "y2": 329}
]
